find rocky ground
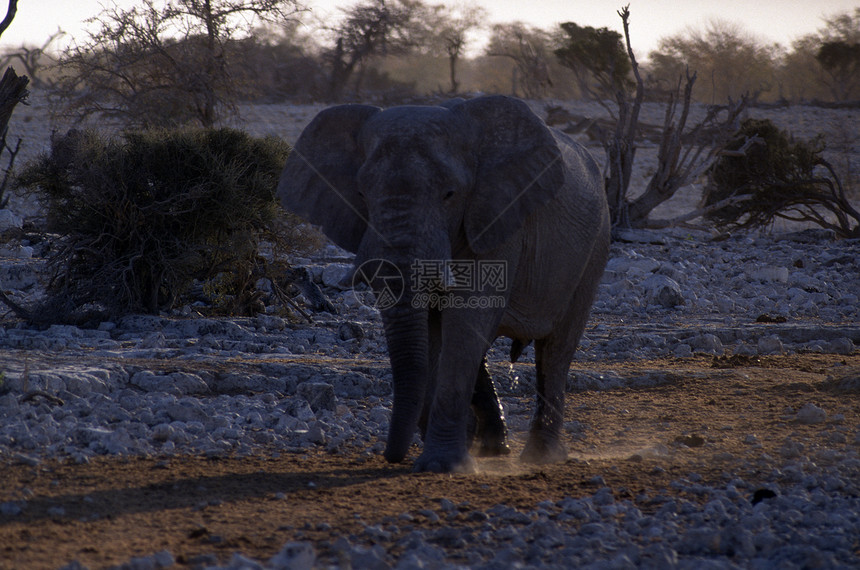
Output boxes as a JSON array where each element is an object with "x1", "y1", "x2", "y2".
[
  {"x1": 0, "y1": 226, "x2": 858, "y2": 569},
  {"x1": 0, "y1": 96, "x2": 859, "y2": 568}
]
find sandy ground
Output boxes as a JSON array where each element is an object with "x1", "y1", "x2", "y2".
[{"x1": 1, "y1": 353, "x2": 858, "y2": 569}]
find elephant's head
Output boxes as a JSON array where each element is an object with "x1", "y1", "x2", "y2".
[{"x1": 278, "y1": 96, "x2": 565, "y2": 462}]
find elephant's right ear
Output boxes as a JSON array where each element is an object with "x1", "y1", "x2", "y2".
[{"x1": 278, "y1": 104, "x2": 381, "y2": 253}]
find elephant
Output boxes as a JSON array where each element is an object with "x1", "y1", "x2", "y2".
[{"x1": 278, "y1": 95, "x2": 610, "y2": 473}]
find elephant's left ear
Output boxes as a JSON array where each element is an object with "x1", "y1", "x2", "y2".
[{"x1": 452, "y1": 96, "x2": 564, "y2": 254}]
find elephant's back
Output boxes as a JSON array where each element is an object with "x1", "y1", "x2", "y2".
[{"x1": 551, "y1": 129, "x2": 604, "y2": 204}]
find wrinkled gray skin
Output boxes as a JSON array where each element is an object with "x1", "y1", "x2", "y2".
[{"x1": 279, "y1": 95, "x2": 610, "y2": 473}]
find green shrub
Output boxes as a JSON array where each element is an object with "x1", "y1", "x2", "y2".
[
  {"x1": 703, "y1": 118, "x2": 859, "y2": 237},
  {"x1": 16, "y1": 127, "x2": 295, "y2": 319}
]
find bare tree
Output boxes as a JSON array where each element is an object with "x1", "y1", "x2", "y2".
[
  {"x1": 0, "y1": 0, "x2": 16, "y2": 38},
  {"x1": 648, "y1": 18, "x2": 776, "y2": 104},
  {"x1": 816, "y1": 41, "x2": 860, "y2": 102},
  {"x1": 426, "y1": 2, "x2": 485, "y2": 94},
  {"x1": 322, "y1": 0, "x2": 423, "y2": 101},
  {"x1": 606, "y1": 6, "x2": 747, "y2": 230},
  {"x1": 0, "y1": 0, "x2": 28, "y2": 210},
  {"x1": 0, "y1": 29, "x2": 64, "y2": 90},
  {"x1": 53, "y1": 0, "x2": 299, "y2": 127},
  {"x1": 486, "y1": 22, "x2": 554, "y2": 99}
]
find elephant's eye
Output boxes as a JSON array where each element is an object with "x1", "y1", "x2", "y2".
[{"x1": 443, "y1": 190, "x2": 455, "y2": 201}]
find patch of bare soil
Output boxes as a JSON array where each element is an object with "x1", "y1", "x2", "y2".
[{"x1": 2, "y1": 353, "x2": 858, "y2": 569}]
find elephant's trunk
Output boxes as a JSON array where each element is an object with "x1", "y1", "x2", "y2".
[
  {"x1": 356, "y1": 218, "x2": 449, "y2": 463},
  {"x1": 381, "y1": 303, "x2": 429, "y2": 463}
]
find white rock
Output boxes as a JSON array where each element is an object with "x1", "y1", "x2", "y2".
[
  {"x1": 748, "y1": 266, "x2": 789, "y2": 283},
  {"x1": 256, "y1": 314, "x2": 285, "y2": 331},
  {"x1": 796, "y1": 403, "x2": 827, "y2": 424},
  {"x1": 626, "y1": 258, "x2": 661, "y2": 276},
  {"x1": 130, "y1": 371, "x2": 209, "y2": 394},
  {"x1": 46, "y1": 325, "x2": 85, "y2": 338},
  {"x1": 137, "y1": 332, "x2": 166, "y2": 349},
  {"x1": 297, "y1": 381, "x2": 337, "y2": 412},
  {"x1": 0, "y1": 245, "x2": 32, "y2": 258},
  {"x1": 757, "y1": 335, "x2": 784, "y2": 355},
  {"x1": 0, "y1": 262, "x2": 41, "y2": 289},
  {"x1": 152, "y1": 423, "x2": 174, "y2": 442},
  {"x1": 303, "y1": 423, "x2": 326, "y2": 445},
  {"x1": 269, "y1": 542, "x2": 316, "y2": 570},
  {"x1": 641, "y1": 274, "x2": 684, "y2": 308},
  {"x1": 827, "y1": 337, "x2": 855, "y2": 355},
  {"x1": 322, "y1": 263, "x2": 353, "y2": 289},
  {"x1": 673, "y1": 343, "x2": 692, "y2": 358},
  {"x1": 690, "y1": 334, "x2": 724, "y2": 355},
  {"x1": 0, "y1": 209, "x2": 22, "y2": 231}
]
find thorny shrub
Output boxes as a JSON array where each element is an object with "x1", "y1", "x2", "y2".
[
  {"x1": 703, "y1": 118, "x2": 860, "y2": 238},
  {"x1": 15, "y1": 127, "x2": 315, "y2": 322}
]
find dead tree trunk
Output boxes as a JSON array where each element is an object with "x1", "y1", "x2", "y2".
[
  {"x1": 603, "y1": 6, "x2": 644, "y2": 227},
  {"x1": 0, "y1": 66, "x2": 29, "y2": 208},
  {"x1": 628, "y1": 77, "x2": 747, "y2": 228},
  {"x1": 606, "y1": 5, "x2": 748, "y2": 230}
]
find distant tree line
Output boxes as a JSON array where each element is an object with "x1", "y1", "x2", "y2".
[{"x1": 1, "y1": 1, "x2": 857, "y2": 127}]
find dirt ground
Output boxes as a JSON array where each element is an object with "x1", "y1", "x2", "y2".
[{"x1": 2, "y1": 352, "x2": 859, "y2": 569}]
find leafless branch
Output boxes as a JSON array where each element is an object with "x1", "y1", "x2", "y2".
[{"x1": 0, "y1": 0, "x2": 17, "y2": 39}]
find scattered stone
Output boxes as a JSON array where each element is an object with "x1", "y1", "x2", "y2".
[
  {"x1": 796, "y1": 403, "x2": 827, "y2": 424},
  {"x1": 338, "y1": 322, "x2": 364, "y2": 341},
  {"x1": 821, "y1": 369, "x2": 860, "y2": 394},
  {"x1": 748, "y1": 266, "x2": 789, "y2": 283},
  {"x1": 675, "y1": 434, "x2": 705, "y2": 448},
  {"x1": 0, "y1": 209, "x2": 23, "y2": 232},
  {"x1": 757, "y1": 335, "x2": 784, "y2": 355},
  {"x1": 296, "y1": 382, "x2": 337, "y2": 413},
  {"x1": 1, "y1": 210, "x2": 860, "y2": 569},
  {"x1": 0, "y1": 501, "x2": 22, "y2": 516},
  {"x1": 690, "y1": 334, "x2": 724, "y2": 355},
  {"x1": 641, "y1": 274, "x2": 684, "y2": 308},
  {"x1": 322, "y1": 264, "x2": 353, "y2": 289},
  {"x1": 827, "y1": 337, "x2": 855, "y2": 355},
  {"x1": 130, "y1": 371, "x2": 209, "y2": 395},
  {"x1": 673, "y1": 344, "x2": 692, "y2": 358},
  {"x1": 269, "y1": 542, "x2": 315, "y2": 570}
]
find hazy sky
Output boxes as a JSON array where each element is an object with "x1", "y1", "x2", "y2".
[{"x1": 0, "y1": 0, "x2": 856, "y2": 55}]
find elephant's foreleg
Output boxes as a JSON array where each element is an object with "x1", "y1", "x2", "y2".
[
  {"x1": 470, "y1": 356, "x2": 511, "y2": 456},
  {"x1": 419, "y1": 310, "x2": 443, "y2": 439},
  {"x1": 414, "y1": 307, "x2": 498, "y2": 473}
]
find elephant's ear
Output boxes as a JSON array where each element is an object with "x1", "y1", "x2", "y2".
[
  {"x1": 452, "y1": 96, "x2": 564, "y2": 254},
  {"x1": 278, "y1": 104, "x2": 381, "y2": 253}
]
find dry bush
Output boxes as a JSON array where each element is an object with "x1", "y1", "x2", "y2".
[
  {"x1": 15, "y1": 128, "x2": 299, "y2": 322},
  {"x1": 51, "y1": 0, "x2": 299, "y2": 128},
  {"x1": 703, "y1": 118, "x2": 860, "y2": 237}
]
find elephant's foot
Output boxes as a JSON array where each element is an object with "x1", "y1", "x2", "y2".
[
  {"x1": 413, "y1": 449, "x2": 477, "y2": 473},
  {"x1": 520, "y1": 433, "x2": 567, "y2": 464},
  {"x1": 474, "y1": 430, "x2": 511, "y2": 457}
]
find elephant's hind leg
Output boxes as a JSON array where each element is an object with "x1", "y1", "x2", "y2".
[
  {"x1": 520, "y1": 243, "x2": 607, "y2": 464},
  {"x1": 470, "y1": 356, "x2": 511, "y2": 456},
  {"x1": 520, "y1": 337, "x2": 570, "y2": 464}
]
